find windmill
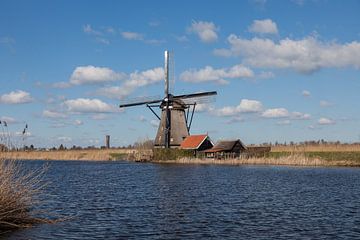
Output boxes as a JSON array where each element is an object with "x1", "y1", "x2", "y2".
[{"x1": 119, "y1": 51, "x2": 217, "y2": 148}]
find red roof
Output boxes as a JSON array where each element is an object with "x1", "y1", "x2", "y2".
[{"x1": 180, "y1": 134, "x2": 208, "y2": 149}]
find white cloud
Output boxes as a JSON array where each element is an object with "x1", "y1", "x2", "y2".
[
  {"x1": 64, "y1": 98, "x2": 117, "y2": 113},
  {"x1": 97, "y1": 67, "x2": 164, "y2": 99},
  {"x1": 188, "y1": 21, "x2": 219, "y2": 43},
  {"x1": 180, "y1": 64, "x2": 254, "y2": 84},
  {"x1": 214, "y1": 35, "x2": 360, "y2": 73},
  {"x1": 302, "y1": 90, "x2": 311, "y2": 97},
  {"x1": 262, "y1": 108, "x2": 289, "y2": 118},
  {"x1": 249, "y1": 19, "x2": 278, "y2": 34},
  {"x1": 237, "y1": 99, "x2": 263, "y2": 113},
  {"x1": 42, "y1": 110, "x2": 67, "y2": 119},
  {"x1": 320, "y1": 100, "x2": 332, "y2": 107},
  {"x1": 83, "y1": 24, "x2": 102, "y2": 36},
  {"x1": 0, "y1": 90, "x2": 33, "y2": 104},
  {"x1": 291, "y1": 111, "x2": 311, "y2": 120},
  {"x1": 121, "y1": 31, "x2": 144, "y2": 40},
  {"x1": 318, "y1": 117, "x2": 335, "y2": 125},
  {"x1": 0, "y1": 116, "x2": 18, "y2": 124},
  {"x1": 70, "y1": 65, "x2": 125, "y2": 85},
  {"x1": 212, "y1": 99, "x2": 263, "y2": 116}
]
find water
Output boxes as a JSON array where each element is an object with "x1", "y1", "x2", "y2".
[{"x1": 4, "y1": 160, "x2": 360, "y2": 239}]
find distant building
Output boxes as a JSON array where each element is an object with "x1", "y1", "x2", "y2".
[
  {"x1": 205, "y1": 139, "x2": 246, "y2": 158},
  {"x1": 180, "y1": 134, "x2": 214, "y2": 155},
  {"x1": 106, "y1": 135, "x2": 110, "y2": 149}
]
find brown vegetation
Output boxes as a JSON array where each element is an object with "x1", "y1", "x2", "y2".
[
  {"x1": 0, "y1": 148, "x2": 135, "y2": 161},
  {"x1": 271, "y1": 143, "x2": 360, "y2": 152},
  {"x1": 155, "y1": 153, "x2": 360, "y2": 167},
  {"x1": 0, "y1": 160, "x2": 52, "y2": 233}
]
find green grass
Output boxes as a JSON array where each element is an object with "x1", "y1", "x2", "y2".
[
  {"x1": 153, "y1": 148, "x2": 194, "y2": 161},
  {"x1": 109, "y1": 153, "x2": 129, "y2": 160},
  {"x1": 266, "y1": 151, "x2": 360, "y2": 163}
]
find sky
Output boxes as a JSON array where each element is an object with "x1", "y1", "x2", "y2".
[{"x1": 0, "y1": 0, "x2": 360, "y2": 148}]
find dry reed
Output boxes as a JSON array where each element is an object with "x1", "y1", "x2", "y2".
[
  {"x1": 271, "y1": 144, "x2": 360, "y2": 152},
  {"x1": 156, "y1": 152, "x2": 358, "y2": 167},
  {"x1": 0, "y1": 159, "x2": 52, "y2": 234},
  {"x1": 1, "y1": 149, "x2": 136, "y2": 161}
]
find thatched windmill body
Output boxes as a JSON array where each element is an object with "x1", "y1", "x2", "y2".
[{"x1": 119, "y1": 51, "x2": 217, "y2": 148}]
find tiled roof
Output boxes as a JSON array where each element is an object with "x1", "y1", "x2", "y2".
[
  {"x1": 204, "y1": 139, "x2": 246, "y2": 152},
  {"x1": 180, "y1": 134, "x2": 208, "y2": 149}
]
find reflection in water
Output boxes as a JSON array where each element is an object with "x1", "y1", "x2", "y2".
[{"x1": 5, "y1": 161, "x2": 360, "y2": 239}]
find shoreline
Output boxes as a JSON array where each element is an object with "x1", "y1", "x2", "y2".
[{"x1": 1, "y1": 148, "x2": 360, "y2": 167}]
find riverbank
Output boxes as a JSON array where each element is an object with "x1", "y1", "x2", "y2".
[
  {"x1": 1, "y1": 146, "x2": 360, "y2": 167},
  {"x1": 153, "y1": 153, "x2": 360, "y2": 167},
  {"x1": 0, "y1": 149, "x2": 136, "y2": 161}
]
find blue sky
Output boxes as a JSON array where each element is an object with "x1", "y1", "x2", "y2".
[{"x1": 1, "y1": 0, "x2": 360, "y2": 148}]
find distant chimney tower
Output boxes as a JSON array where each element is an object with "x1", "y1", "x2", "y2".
[{"x1": 105, "y1": 135, "x2": 110, "y2": 149}]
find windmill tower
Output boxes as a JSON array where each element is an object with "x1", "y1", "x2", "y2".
[{"x1": 119, "y1": 51, "x2": 217, "y2": 148}]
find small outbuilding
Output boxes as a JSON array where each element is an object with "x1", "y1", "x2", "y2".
[
  {"x1": 204, "y1": 139, "x2": 246, "y2": 158},
  {"x1": 180, "y1": 134, "x2": 214, "y2": 155}
]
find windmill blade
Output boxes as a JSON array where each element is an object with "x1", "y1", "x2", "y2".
[
  {"x1": 173, "y1": 91, "x2": 217, "y2": 104},
  {"x1": 174, "y1": 91, "x2": 217, "y2": 100},
  {"x1": 181, "y1": 95, "x2": 217, "y2": 105},
  {"x1": 119, "y1": 96, "x2": 163, "y2": 108}
]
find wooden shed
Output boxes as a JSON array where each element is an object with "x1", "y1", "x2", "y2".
[
  {"x1": 180, "y1": 134, "x2": 214, "y2": 156},
  {"x1": 204, "y1": 139, "x2": 246, "y2": 158}
]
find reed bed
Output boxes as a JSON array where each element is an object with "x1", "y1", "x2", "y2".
[
  {"x1": 155, "y1": 153, "x2": 360, "y2": 167},
  {"x1": 0, "y1": 159, "x2": 52, "y2": 233},
  {"x1": 1, "y1": 149, "x2": 136, "y2": 161},
  {"x1": 271, "y1": 144, "x2": 360, "y2": 152}
]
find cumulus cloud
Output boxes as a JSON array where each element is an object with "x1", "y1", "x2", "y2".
[
  {"x1": 212, "y1": 99, "x2": 263, "y2": 116},
  {"x1": 302, "y1": 90, "x2": 311, "y2": 97},
  {"x1": 318, "y1": 117, "x2": 335, "y2": 125},
  {"x1": 261, "y1": 108, "x2": 311, "y2": 119},
  {"x1": 121, "y1": 31, "x2": 144, "y2": 40},
  {"x1": 188, "y1": 20, "x2": 219, "y2": 43},
  {"x1": 262, "y1": 108, "x2": 289, "y2": 118},
  {"x1": 180, "y1": 64, "x2": 254, "y2": 84},
  {"x1": 70, "y1": 65, "x2": 125, "y2": 85},
  {"x1": 214, "y1": 35, "x2": 360, "y2": 73},
  {"x1": 0, "y1": 90, "x2": 33, "y2": 104},
  {"x1": 249, "y1": 19, "x2": 278, "y2": 34},
  {"x1": 97, "y1": 67, "x2": 164, "y2": 99},
  {"x1": 64, "y1": 98, "x2": 117, "y2": 113},
  {"x1": 42, "y1": 110, "x2": 67, "y2": 119}
]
